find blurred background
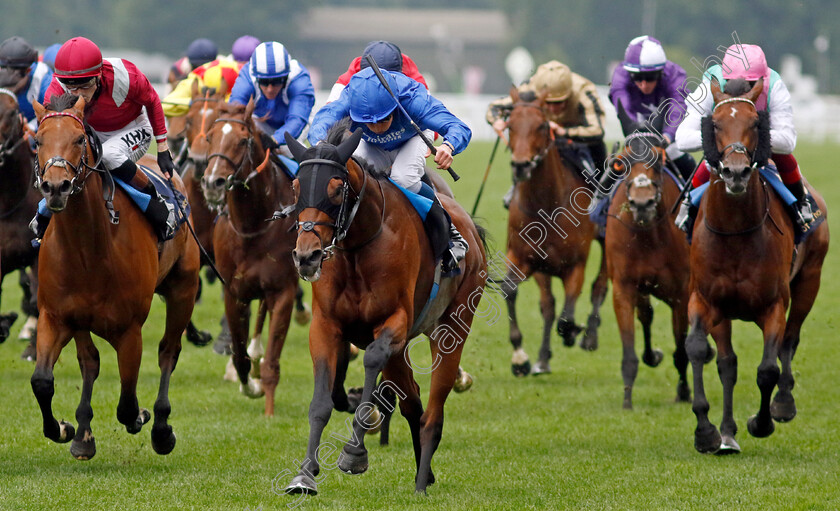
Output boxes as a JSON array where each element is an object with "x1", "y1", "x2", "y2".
[{"x1": 7, "y1": 0, "x2": 839, "y2": 140}]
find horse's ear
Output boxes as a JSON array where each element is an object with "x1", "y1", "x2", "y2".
[
  {"x1": 650, "y1": 108, "x2": 665, "y2": 138},
  {"x1": 245, "y1": 96, "x2": 256, "y2": 120},
  {"x1": 284, "y1": 132, "x2": 307, "y2": 162},
  {"x1": 710, "y1": 77, "x2": 725, "y2": 103},
  {"x1": 746, "y1": 77, "x2": 764, "y2": 103},
  {"x1": 219, "y1": 77, "x2": 229, "y2": 97},
  {"x1": 509, "y1": 84, "x2": 519, "y2": 103},
  {"x1": 616, "y1": 100, "x2": 636, "y2": 136},
  {"x1": 336, "y1": 128, "x2": 363, "y2": 163},
  {"x1": 72, "y1": 95, "x2": 86, "y2": 116},
  {"x1": 536, "y1": 87, "x2": 549, "y2": 105},
  {"x1": 33, "y1": 100, "x2": 46, "y2": 121},
  {"x1": 190, "y1": 78, "x2": 200, "y2": 100}
]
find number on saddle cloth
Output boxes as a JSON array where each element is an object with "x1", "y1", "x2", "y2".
[{"x1": 389, "y1": 180, "x2": 451, "y2": 265}]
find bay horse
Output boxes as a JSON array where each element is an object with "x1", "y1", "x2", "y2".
[
  {"x1": 282, "y1": 126, "x2": 487, "y2": 495},
  {"x1": 30, "y1": 93, "x2": 200, "y2": 459},
  {"x1": 605, "y1": 106, "x2": 712, "y2": 409},
  {"x1": 686, "y1": 78, "x2": 829, "y2": 454},
  {"x1": 201, "y1": 99, "x2": 302, "y2": 416},
  {"x1": 503, "y1": 87, "x2": 608, "y2": 376},
  {"x1": 0, "y1": 86, "x2": 40, "y2": 348}
]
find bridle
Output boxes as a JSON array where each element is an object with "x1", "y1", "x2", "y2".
[
  {"x1": 206, "y1": 116, "x2": 271, "y2": 190},
  {"x1": 710, "y1": 97, "x2": 759, "y2": 175},
  {"x1": 509, "y1": 102, "x2": 555, "y2": 177},
  {"x1": 294, "y1": 157, "x2": 383, "y2": 261},
  {"x1": 610, "y1": 132, "x2": 667, "y2": 230},
  {"x1": 182, "y1": 92, "x2": 221, "y2": 177},
  {"x1": 33, "y1": 111, "x2": 101, "y2": 194},
  {"x1": 0, "y1": 88, "x2": 29, "y2": 164}
]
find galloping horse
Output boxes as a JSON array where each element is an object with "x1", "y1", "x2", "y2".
[
  {"x1": 283, "y1": 126, "x2": 487, "y2": 495},
  {"x1": 201, "y1": 99, "x2": 301, "y2": 416},
  {"x1": 686, "y1": 78, "x2": 829, "y2": 454},
  {"x1": 605, "y1": 107, "x2": 711, "y2": 409},
  {"x1": 503, "y1": 87, "x2": 608, "y2": 376},
  {"x1": 0, "y1": 86, "x2": 40, "y2": 347},
  {"x1": 30, "y1": 94, "x2": 200, "y2": 459}
]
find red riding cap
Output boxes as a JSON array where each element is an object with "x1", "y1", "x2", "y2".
[{"x1": 54, "y1": 37, "x2": 103, "y2": 79}]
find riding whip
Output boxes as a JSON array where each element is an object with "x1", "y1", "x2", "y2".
[
  {"x1": 670, "y1": 161, "x2": 702, "y2": 214},
  {"x1": 470, "y1": 134, "x2": 501, "y2": 215},
  {"x1": 364, "y1": 54, "x2": 460, "y2": 181}
]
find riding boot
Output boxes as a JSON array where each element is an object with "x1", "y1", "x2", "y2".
[
  {"x1": 503, "y1": 184, "x2": 515, "y2": 209},
  {"x1": 416, "y1": 182, "x2": 468, "y2": 273},
  {"x1": 594, "y1": 167, "x2": 618, "y2": 203},
  {"x1": 140, "y1": 182, "x2": 177, "y2": 240},
  {"x1": 785, "y1": 178, "x2": 814, "y2": 228},
  {"x1": 675, "y1": 196, "x2": 697, "y2": 234},
  {"x1": 672, "y1": 153, "x2": 697, "y2": 181}
]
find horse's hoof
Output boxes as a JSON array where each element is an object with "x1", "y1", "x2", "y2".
[
  {"x1": 531, "y1": 360, "x2": 551, "y2": 375},
  {"x1": 704, "y1": 343, "x2": 716, "y2": 364},
  {"x1": 70, "y1": 431, "x2": 96, "y2": 460},
  {"x1": 694, "y1": 425, "x2": 721, "y2": 453},
  {"x1": 675, "y1": 382, "x2": 691, "y2": 403},
  {"x1": 0, "y1": 312, "x2": 18, "y2": 343},
  {"x1": 213, "y1": 329, "x2": 232, "y2": 356},
  {"x1": 338, "y1": 448, "x2": 368, "y2": 474},
  {"x1": 643, "y1": 349, "x2": 664, "y2": 367},
  {"x1": 223, "y1": 357, "x2": 238, "y2": 382},
  {"x1": 186, "y1": 328, "x2": 213, "y2": 347},
  {"x1": 622, "y1": 399, "x2": 633, "y2": 410},
  {"x1": 126, "y1": 409, "x2": 150, "y2": 434},
  {"x1": 453, "y1": 369, "x2": 473, "y2": 392},
  {"x1": 285, "y1": 474, "x2": 317, "y2": 495},
  {"x1": 57, "y1": 420, "x2": 75, "y2": 443},
  {"x1": 771, "y1": 393, "x2": 797, "y2": 423},
  {"x1": 511, "y1": 360, "x2": 531, "y2": 378},
  {"x1": 747, "y1": 414, "x2": 775, "y2": 438},
  {"x1": 240, "y1": 376, "x2": 265, "y2": 398},
  {"x1": 18, "y1": 316, "x2": 38, "y2": 341},
  {"x1": 20, "y1": 339, "x2": 36, "y2": 362},
  {"x1": 557, "y1": 320, "x2": 583, "y2": 347},
  {"x1": 580, "y1": 314, "x2": 601, "y2": 351},
  {"x1": 152, "y1": 426, "x2": 177, "y2": 455},
  {"x1": 715, "y1": 435, "x2": 741, "y2": 455},
  {"x1": 294, "y1": 303, "x2": 312, "y2": 326}
]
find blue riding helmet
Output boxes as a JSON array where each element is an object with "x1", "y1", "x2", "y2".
[
  {"x1": 186, "y1": 38, "x2": 218, "y2": 68},
  {"x1": 359, "y1": 40, "x2": 402, "y2": 72},
  {"x1": 250, "y1": 42, "x2": 291, "y2": 79},
  {"x1": 348, "y1": 67, "x2": 398, "y2": 123}
]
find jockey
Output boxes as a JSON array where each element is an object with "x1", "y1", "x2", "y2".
[
  {"x1": 308, "y1": 67, "x2": 472, "y2": 272},
  {"x1": 162, "y1": 57, "x2": 243, "y2": 117},
  {"x1": 31, "y1": 36, "x2": 177, "y2": 240},
  {"x1": 486, "y1": 60, "x2": 607, "y2": 207},
  {"x1": 609, "y1": 35, "x2": 696, "y2": 179},
  {"x1": 0, "y1": 36, "x2": 54, "y2": 131},
  {"x1": 167, "y1": 38, "x2": 219, "y2": 90},
  {"x1": 674, "y1": 43, "x2": 813, "y2": 230},
  {"x1": 326, "y1": 40, "x2": 429, "y2": 103},
  {"x1": 230, "y1": 35, "x2": 261, "y2": 65},
  {"x1": 228, "y1": 41, "x2": 315, "y2": 157}
]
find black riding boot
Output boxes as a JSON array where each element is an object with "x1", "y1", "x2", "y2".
[
  {"x1": 785, "y1": 178, "x2": 814, "y2": 228},
  {"x1": 416, "y1": 182, "x2": 468, "y2": 273},
  {"x1": 140, "y1": 182, "x2": 177, "y2": 240},
  {"x1": 672, "y1": 153, "x2": 697, "y2": 181},
  {"x1": 594, "y1": 167, "x2": 619, "y2": 202}
]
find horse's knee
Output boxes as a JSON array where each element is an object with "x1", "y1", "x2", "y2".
[
  {"x1": 363, "y1": 337, "x2": 391, "y2": 372},
  {"x1": 30, "y1": 371, "x2": 54, "y2": 401},
  {"x1": 685, "y1": 330, "x2": 708, "y2": 362}
]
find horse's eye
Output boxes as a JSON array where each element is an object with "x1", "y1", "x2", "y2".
[
  {"x1": 76, "y1": 135, "x2": 85, "y2": 145},
  {"x1": 712, "y1": 123, "x2": 720, "y2": 131}
]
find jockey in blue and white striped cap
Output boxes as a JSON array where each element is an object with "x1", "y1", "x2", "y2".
[{"x1": 228, "y1": 41, "x2": 315, "y2": 152}]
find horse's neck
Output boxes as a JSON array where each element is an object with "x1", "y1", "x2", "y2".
[
  {"x1": 342, "y1": 166, "x2": 384, "y2": 247},
  {"x1": 0, "y1": 147, "x2": 32, "y2": 199},
  {"x1": 705, "y1": 175, "x2": 766, "y2": 231},
  {"x1": 226, "y1": 158, "x2": 285, "y2": 232},
  {"x1": 52, "y1": 175, "x2": 113, "y2": 252},
  {"x1": 520, "y1": 149, "x2": 575, "y2": 206}
]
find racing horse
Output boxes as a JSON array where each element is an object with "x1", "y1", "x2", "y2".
[
  {"x1": 282, "y1": 126, "x2": 487, "y2": 495},
  {"x1": 30, "y1": 93, "x2": 200, "y2": 459},
  {"x1": 686, "y1": 78, "x2": 829, "y2": 454},
  {"x1": 0, "y1": 86, "x2": 40, "y2": 349},
  {"x1": 201, "y1": 99, "x2": 302, "y2": 417},
  {"x1": 605, "y1": 105, "x2": 712, "y2": 409},
  {"x1": 502, "y1": 87, "x2": 608, "y2": 376}
]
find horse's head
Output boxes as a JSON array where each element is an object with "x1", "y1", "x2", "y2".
[
  {"x1": 32, "y1": 94, "x2": 93, "y2": 212},
  {"x1": 201, "y1": 98, "x2": 267, "y2": 208},
  {"x1": 0, "y1": 88, "x2": 24, "y2": 167},
  {"x1": 703, "y1": 78, "x2": 771, "y2": 196},
  {"x1": 617, "y1": 136, "x2": 667, "y2": 227},
  {"x1": 185, "y1": 79, "x2": 227, "y2": 178},
  {"x1": 284, "y1": 127, "x2": 364, "y2": 282},
  {"x1": 507, "y1": 86, "x2": 553, "y2": 182}
]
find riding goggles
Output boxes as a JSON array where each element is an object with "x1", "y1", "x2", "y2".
[{"x1": 631, "y1": 71, "x2": 662, "y2": 83}]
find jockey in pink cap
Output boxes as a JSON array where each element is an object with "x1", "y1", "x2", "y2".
[{"x1": 675, "y1": 43, "x2": 813, "y2": 230}]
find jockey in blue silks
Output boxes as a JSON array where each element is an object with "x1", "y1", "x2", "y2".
[
  {"x1": 228, "y1": 41, "x2": 315, "y2": 158},
  {"x1": 0, "y1": 36, "x2": 54, "y2": 132},
  {"x1": 308, "y1": 66, "x2": 473, "y2": 272}
]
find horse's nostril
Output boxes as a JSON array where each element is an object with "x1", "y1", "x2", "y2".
[
  {"x1": 40, "y1": 181, "x2": 52, "y2": 195},
  {"x1": 214, "y1": 177, "x2": 226, "y2": 189},
  {"x1": 646, "y1": 199, "x2": 656, "y2": 209},
  {"x1": 59, "y1": 180, "x2": 72, "y2": 194}
]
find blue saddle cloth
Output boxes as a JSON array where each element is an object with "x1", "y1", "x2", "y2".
[
  {"x1": 688, "y1": 165, "x2": 824, "y2": 244},
  {"x1": 590, "y1": 166, "x2": 683, "y2": 232},
  {"x1": 114, "y1": 165, "x2": 190, "y2": 240}
]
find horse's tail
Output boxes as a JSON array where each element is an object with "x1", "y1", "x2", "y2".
[{"x1": 469, "y1": 216, "x2": 503, "y2": 295}]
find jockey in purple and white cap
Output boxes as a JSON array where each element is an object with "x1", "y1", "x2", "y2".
[{"x1": 609, "y1": 35, "x2": 696, "y2": 179}]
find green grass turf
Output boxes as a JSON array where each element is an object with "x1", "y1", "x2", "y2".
[{"x1": 0, "y1": 140, "x2": 838, "y2": 510}]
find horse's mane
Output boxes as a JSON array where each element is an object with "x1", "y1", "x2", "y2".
[
  {"x1": 723, "y1": 78, "x2": 751, "y2": 96},
  {"x1": 45, "y1": 92, "x2": 81, "y2": 112},
  {"x1": 324, "y1": 117, "x2": 387, "y2": 179}
]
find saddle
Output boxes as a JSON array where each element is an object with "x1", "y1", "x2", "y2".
[{"x1": 114, "y1": 165, "x2": 190, "y2": 241}]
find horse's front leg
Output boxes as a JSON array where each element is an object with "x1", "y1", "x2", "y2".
[
  {"x1": 612, "y1": 281, "x2": 638, "y2": 409},
  {"x1": 286, "y1": 318, "x2": 343, "y2": 495},
  {"x1": 532, "y1": 272, "x2": 555, "y2": 375},
  {"x1": 686, "y1": 293, "x2": 720, "y2": 453},
  {"x1": 113, "y1": 325, "x2": 151, "y2": 436},
  {"x1": 224, "y1": 292, "x2": 260, "y2": 398},
  {"x1": 502, "y1": 257, "x2": 530, "y2": 376},
  {"x1": 70, "y1": 332, "x2": 100, "y2": 460},
  {"x1": 557, "y1": 262, "x2": 585, "y2": 347},
  {"x1": 671, "y1": 299, "x2": 691, "y2": 403},
  {"x1": 638, "y1": 294, "x2": 663, "y2": 368},
  {"x1": 581, "y1": 237, "x2": 608, "y2": 351},
  {"x1": 338, "y1": 311, "x2": 408, "y2": 476},
  {"x1": 747, "y1": 301, "x2": 786, "y2": 439},
  {"x1": 261, "y1": 286, "x2": 296, "y2": 417},
  {"x1": 710, "y1": 320, "x2": 740, "y2": 453},
  {"x1": 30, "y1": 313, "x2": 74, "y2": 445}
]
